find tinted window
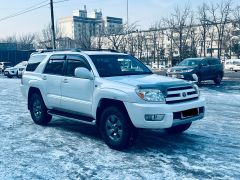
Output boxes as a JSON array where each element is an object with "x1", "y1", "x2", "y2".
[
  {"x1": 90, "y1": 55, "x2": 152, "y2": 77},
  {"x1": 201, "y1": 60, "x2": 208, "y2": 66},
  {"x1": 178, "y1": 58, "x2": 202, "y2": 66},
  {"x1": 26, "y1": 55, "x2": 47, "y2": 71},
  {"x1": 43, "y1": 55, "x2": 65, "y2": 75},
  {"x1": 207, "y1": 59, "x2": 220, "y2": 65},
  {"x1": 65, "y1": 59, "x2": 89, "y2": 77}
]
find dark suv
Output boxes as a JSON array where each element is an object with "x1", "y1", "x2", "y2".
[{"x1": 167, "y1": 57, "x2": 224, "y2": 85}]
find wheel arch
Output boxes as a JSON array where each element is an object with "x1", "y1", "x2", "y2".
[
  {"x1": 96, "y1": 98, "x2": 131, "y2": 127},
  {"x1": 27, "y1": 87, "x2": 44, "y2": 110}
]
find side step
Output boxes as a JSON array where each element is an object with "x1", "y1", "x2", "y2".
[{"x1": 48, "y1": 110, "x2": 96, "y2": 125}]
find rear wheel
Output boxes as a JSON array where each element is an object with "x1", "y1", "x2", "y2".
[
  {"x1": 29, "y1": 93, "x2": 52, "y2": 125},
  {"x1": 165, "y1": 123, "x2": 192, "y2": 134},
  {"x1": 214, "y1": 73, "x2": 222, "y2": 85},
  {"x1": 99, "y1": 106, "x2": 137, "y2": 150}
]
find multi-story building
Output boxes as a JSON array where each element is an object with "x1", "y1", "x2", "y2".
[
  {"x1": 92, "y1": 21, "x2": 240, "y2": 66},
  {"x1": 58, "y1": 6, "x2": 123, "y2": 40}
]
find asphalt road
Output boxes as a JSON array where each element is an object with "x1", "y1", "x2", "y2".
[{"x1": 0, "y1": 72, "x2": 239, "y2": 179}]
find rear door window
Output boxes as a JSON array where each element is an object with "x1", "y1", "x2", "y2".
[
  {"x1": 26, "y1": 55, "x2": 47, "y2": 72},
  {"x1": 43, "y1": 55, "x2": 65, "y2": 75}
]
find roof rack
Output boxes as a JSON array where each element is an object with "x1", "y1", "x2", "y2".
[
  {"x1": 34, "y1": 48, "x2": 120, "y2": 54},
  {"x1": 81, "y1": 48, "x2": 120, "y2": 53},
  {"x1": 37, "y1": 48, "x2": 81, "y2": 53}
]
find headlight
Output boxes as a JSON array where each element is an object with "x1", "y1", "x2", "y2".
[
  {"x1": 136, "y1": 89, "x2": 165, "y2": 102},
  {"x1": 182, "y1": 69, "x2": 194, "y2": 73},
  {"x1": 192, "y1": 84, "x2": 200, "y2": 96}
]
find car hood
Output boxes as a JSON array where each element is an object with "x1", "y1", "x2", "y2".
[
  {"x1": 5, "y1": 66, "x2": 25, "y2": 71},
  {"x1": 5, "y1": 67, "x2": 16, "y2": 71},
  {"x1": 104, "y1": 74, "x2": 191, "y2": 89}
]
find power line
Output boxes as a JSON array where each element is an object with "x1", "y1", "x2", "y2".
[
  {"x1": 0, "y1": 0, "x2": 49, "y2": 22},
  {"x1": 0, "y1": 0, "x2": 69, "y2": 23}
]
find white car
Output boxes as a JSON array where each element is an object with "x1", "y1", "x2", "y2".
[
  {"x1": 151, "y1": 63, "x2": 165, "y2": 70},
  {"x1": 0, "y1": 62, "x2": 12, "y2": 73},
  {"x1": 21, "y1": 50, "x2": 205, "y2": 150},
  {"x1": 224, "y1": 59, "x2": 240, "y2": 72},
  {"x1": 4, "y1": 61, "x2": 28, "y2": 78}
]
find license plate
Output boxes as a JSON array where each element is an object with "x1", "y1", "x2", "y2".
[{"x1": 181, "y1": 108, "x2": 198, "y2": 119}]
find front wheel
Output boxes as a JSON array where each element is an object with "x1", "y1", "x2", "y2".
[
  {"x1": 99, "y1": 106, "x2": 137, "y2": 150},
  {"x1": 165, "y1": 123, "x2": 192, "y2": 134},
  {"x1": 29, "y1": 93, "x2": 52, "y2": 125}
]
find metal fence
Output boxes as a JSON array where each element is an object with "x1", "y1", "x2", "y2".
[{"x1": 0, "y1": 50, "x2": 35, "y2": 65}]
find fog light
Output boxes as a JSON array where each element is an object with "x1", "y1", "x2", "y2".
[{"x1": 145, "y1": 114, "x2": 165, "y2": 121}]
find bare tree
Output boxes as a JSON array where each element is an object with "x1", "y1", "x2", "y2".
[
  {"x1": 162, "y1": 4, "x2": 193, "y2": 62},
  {"x1": 0, "y1": 35, "x2": 17, "y2": 43},
  {"x1": 37, "y1": 23, "x2": 63, "y2": 49},
  {"x1": 104, "y1": 23, "x2": 136, "y2": 51},
  {"x1": 208, "y1": 0, "x2": 232, "y2": 58},
  {"x1": 18, "y1": 34, "x2": 35, "y2": 50},
  {"x1": 198, "y1": 3, "x2": 210, "y2": 57}
]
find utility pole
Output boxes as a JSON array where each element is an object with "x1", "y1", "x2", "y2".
[
  {"x1": 50, "y1": 0, "x2": 56, "y2": 50},
  {"x1": 125, "y1": 0, "x2": 129, "y2": 53}
]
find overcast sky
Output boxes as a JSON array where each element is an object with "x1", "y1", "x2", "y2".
[{"x1": 0, "y1": 0, "x2": 239, "y2": 39}]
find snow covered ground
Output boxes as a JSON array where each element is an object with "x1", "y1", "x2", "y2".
[{"x1": 0, "y1": 75, "x2": 239, "y2": 179}]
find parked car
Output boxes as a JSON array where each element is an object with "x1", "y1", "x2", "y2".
[
  {"x1": 151, "y1": 63, "x2": 165, "y2": 70},
  {"x1": 0, "y1": 62, "x2": 12, "y2": 73},
  {"x1": 166, "y1": 57, "x2": 224, "y2": 85},
  {"x1": 4, "y1": 61, "x2": 27, "y2": 78},
  {"x1": 224, "y1": 59, "x2": 240, "y2": 72},
  {"x1": 21, "y1": 49, "x2": 205, "y2": 150}
]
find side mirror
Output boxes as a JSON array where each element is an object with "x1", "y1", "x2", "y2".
[{"x1": 74, "y1": 67, "x2": 94, "y2": 80}]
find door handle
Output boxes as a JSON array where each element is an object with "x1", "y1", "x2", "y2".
[
  {"x1": 42, "y1": 76, "x2": 47, "y2": 80},
  {"x1": 63, "y1": 79, "x2": 69, "y2": 83}
]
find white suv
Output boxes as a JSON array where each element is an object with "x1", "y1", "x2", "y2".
[
  {"x1": 21, "y1": 50, "x2": 205, "y2": 150},
  {"x1": 4, "y1": 61, "x2": 27, "y2": 78}
]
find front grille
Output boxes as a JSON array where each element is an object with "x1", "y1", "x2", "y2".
[{"x1": 166, "y1": 85, "x2": 198, "y2": 104}]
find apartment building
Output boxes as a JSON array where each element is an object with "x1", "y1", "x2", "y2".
[{"x1": 59, "y1": 6, "x2": 123, "y2": 40}]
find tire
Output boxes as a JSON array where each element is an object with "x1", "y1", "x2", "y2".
[
  {"x1": 17, "y1": 71, "x2": 21, "y2": 78},
  {"x1": 214, "y1": 73, "x2": 222, "y2": 85},
  {"x1": 234, "y1": 70, "x2": 237, "y2": 72},
  {"x1": 230, "y1": 68, "x2": 233, "y2": 71},
  {"x1": 165, "y1": 122, "x2": 192, "y2": 134},
  {"x1": 99, "y1": 106, "x2": 136, "y2": 150},
  {"x1": 7, "y1": 75, "x2": 13, "y2": 78},
  {"x1": 29, "y1": 93, "x2": 52, "y2": 125},
  {"x1": 196, "y1": 74, "x2": 201, "y2": 85}
]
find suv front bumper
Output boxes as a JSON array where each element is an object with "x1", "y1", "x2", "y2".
[
  {"x1": 167, "y1": 72, "x2": 198, "y2": 82},
  {"x1": 124, "y1": 97, "x2": 205, "y2": 129}
]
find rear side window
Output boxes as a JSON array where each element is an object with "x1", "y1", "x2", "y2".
[
  {"x1": 26, "y1": 55, "x2": 47, "y2": 72},
  {"x1": 43, "y1": 55, "x2": 65, "y2": 75},
  {"x1": 208, "y1": 59, "x2": 220, "y2": 65}
]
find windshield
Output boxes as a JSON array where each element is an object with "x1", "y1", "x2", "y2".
[
  {"x1": 90, "y1": 54, "x2": 152, "y2": 77},
  {"x1": 178, "y1": 58, "x2": 201, "y2": 66}
]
